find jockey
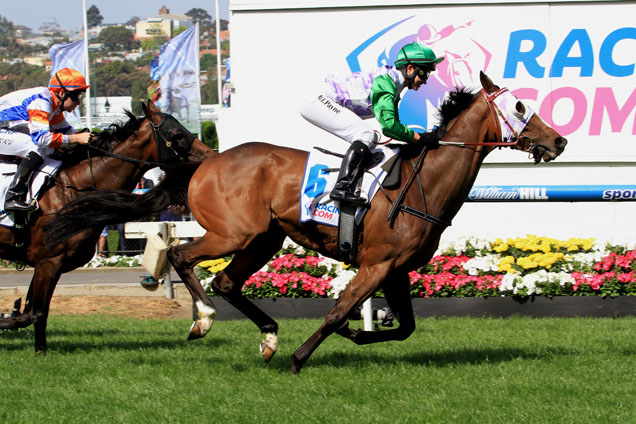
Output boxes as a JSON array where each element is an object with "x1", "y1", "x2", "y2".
[
  {"x1": 300, "y1": 42, "x2": 444, "y2": 205},
  {"x1": 0, "y1": 67, "x2": 93, "y2": 212}
]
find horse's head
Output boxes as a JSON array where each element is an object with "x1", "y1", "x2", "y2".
[
  {"x1": 142, "y1": 101, "x2": 214, "y2": 163},
  {"x1": 480, "y1": 71, "x2": 567, "y2": 163}
]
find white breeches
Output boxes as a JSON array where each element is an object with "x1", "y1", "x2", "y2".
[
  {"x1": 299, "y1": 95, "x2": 378, "y2": 148},
  {"x1": 0, "y1": 129, "x2": 38, "y2": 157}
]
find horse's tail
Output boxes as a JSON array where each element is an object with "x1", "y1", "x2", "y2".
[{"x1": 43, "y1": 161, "x2": 201, "y2": 248}]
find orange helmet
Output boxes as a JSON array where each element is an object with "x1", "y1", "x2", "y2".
[{"x1": 49, "y1": 68, "x2": 89, "y2": 93}]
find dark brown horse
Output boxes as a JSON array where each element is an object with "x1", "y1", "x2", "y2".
[
  {"x1": 45, "y1": 73, "x2": 566, "y2": 372},
  {"x1": 0, "y1": 101, "x2": 213, "y2": 352}
]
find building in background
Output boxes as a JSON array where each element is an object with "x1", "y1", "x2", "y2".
[{"x1": 135, "y1": 6, "x2": 193, "y2": 40}]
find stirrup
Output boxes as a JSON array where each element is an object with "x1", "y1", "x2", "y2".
[
  {"x1": 330, "y1": 190, "x2": 368, "y2": 206},
  {"x1": 4, "y1": 199, "x2": 36, "y2": 212}
]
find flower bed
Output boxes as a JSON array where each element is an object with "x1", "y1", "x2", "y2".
[{"x1": 194, "y1": 236, "x2": 636, "y2": 300}]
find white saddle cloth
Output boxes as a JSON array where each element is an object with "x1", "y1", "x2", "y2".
[
  {"x1": 0, "y1": 157, "x2": 62, "y2": 228},
  {"x1": 300, "y1": 144, "x2": 398, "y2": 227}
]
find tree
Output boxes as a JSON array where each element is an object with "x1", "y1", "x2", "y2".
[
  {"x1": 172, "y1": 26, "x2": 188, "y2": 38},
  {"x1": 200, "y1": 54, "x2": 217, "y2": 71},
  {"x1": 0, "y1": 62, "x2": 49, "y2": 97},
  {"x1": 185, "y1": 8, "x2": 212, "y2": 27},
  {"x1": 87, "y1": 5, "x2": 103, "y2": 27},
  {"x1": 212, "y1": 19, "x2": 230, "y2": 31},
  {"x1": 140, "y1": 36, "x2": 167, "y2": 52},
  {"x1": 200, "y1": 121, "x2": 218, "y2": 150},
  {"x1": 126, "y1": 16, "x2": 140, "y2": 26},
  {"x1": 0, "y1": 15, "x2": 13, "y2": 47},
  {"x1": 97, "y1": 26, "x2": 138, "y2": 51}
]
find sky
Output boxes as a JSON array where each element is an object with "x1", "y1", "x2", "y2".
[{"x1": 2, "y1": 0, "x2": 230, "y2": 31}]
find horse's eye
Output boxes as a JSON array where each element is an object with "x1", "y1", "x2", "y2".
[
  {"x1": 510, "y1": 101, "x2": 527, "y2": 120},
  {"x1": 168, "y1": 129, "x2": 183, "y2": 140}
]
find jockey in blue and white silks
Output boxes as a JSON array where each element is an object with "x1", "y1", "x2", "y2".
[{"x1": 0, "y1": 67, "x2": 93, "y2": 211}]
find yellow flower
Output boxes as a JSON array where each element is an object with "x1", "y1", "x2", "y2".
[
  {"x1": 493, "y1": 242, "x2": 509, "y2": 253},
  {"x1": 198, "y1": 258, "x2": 231, "y2": 273}
]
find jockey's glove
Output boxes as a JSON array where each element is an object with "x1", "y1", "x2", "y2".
[{"x1": 417, "y1": 129, "x2": 440, "y2": 150}]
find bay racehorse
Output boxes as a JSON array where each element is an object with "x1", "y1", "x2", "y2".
[
  {"x1": 45, "y1": 72, "x2": 566, "y2": 372},
  {"x1": 0, "y1": 101, "x2": 213, "y2": 352}
]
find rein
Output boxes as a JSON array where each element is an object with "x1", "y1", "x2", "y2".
[
  {"x1": 50, "y1": 114, "x2": 191, "y2": 192},
  {"x1": 86, "y1": 113, "x2": 192, "y2": 171},
  {"x1": 383, "y1": 87, "x2": 529, "y2": 228}
]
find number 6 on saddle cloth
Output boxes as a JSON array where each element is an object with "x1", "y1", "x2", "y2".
[{"x1": 300, "y1": 144, "x2": 401, "y2": 265}]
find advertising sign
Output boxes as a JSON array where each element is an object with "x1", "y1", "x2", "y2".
[{"x1": 230, "y1": 2, "x2": 636, "y2": 162}]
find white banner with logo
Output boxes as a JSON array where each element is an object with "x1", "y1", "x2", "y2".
[{"x1": 155, "y1": 26, "x2": 201, "y2": 134}]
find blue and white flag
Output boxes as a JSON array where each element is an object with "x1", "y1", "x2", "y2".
[
  {"x1": 49, "y1": 40, "x2": 85, "y2": 124},
  {"x1": 49, "y1": 40, "x2": 85, "y2": 75},
  {"x1": 155, "y1": 26, "x2": 200, "y2": 133}
]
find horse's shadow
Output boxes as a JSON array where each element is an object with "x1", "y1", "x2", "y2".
[
  {"x1": 265, "y1": 346, "x2": 576, "y2": 372},
  {"x1": 0, "y1": 328, "x2": 231, "y2": 354}
]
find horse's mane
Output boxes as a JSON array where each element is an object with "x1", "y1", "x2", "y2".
[
  {"x1": 400, "y1": 87, "x2": 478, "y2": 158},
  {"x1": 52, "y1": 110, "x2": 145, "y2": 168},
  {"x1": 436, "y1": 86, "x2": 478, "y2": 129}
]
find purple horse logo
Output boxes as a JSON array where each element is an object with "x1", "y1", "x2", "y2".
[{"x1": 347, "y1": 17, "x2": 492, "y2": 128}]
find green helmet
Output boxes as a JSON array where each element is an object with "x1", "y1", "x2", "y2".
[{"x1": 394, "y1": 42, "x2": 444, "y2": 68}]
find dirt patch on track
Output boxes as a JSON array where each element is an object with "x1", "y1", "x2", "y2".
[{"x1": 0, "y1": 295, "x2": 193, "y2": 319}]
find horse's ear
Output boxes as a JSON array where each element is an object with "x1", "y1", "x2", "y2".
[
  {"x1": 141, "y1": 101, "x2": 150, "y2": 117},
  {"x1": 480, "y1": 71, "x2": 500, "y2": 92},
  {"x1": 141, "y1": 100, "x2": 161, "y2": 121},
  {"x1": 147, "y1": 100, "x2": 160, "y2": 113}
]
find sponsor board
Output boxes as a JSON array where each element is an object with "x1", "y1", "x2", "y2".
[{"x1": 468, "y1": 185, "x2": 636, "y2": 201}]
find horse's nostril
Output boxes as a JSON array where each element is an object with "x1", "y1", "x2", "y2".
[{"x1": 555, "y1": 137, "x2": 568, "y2": 149}]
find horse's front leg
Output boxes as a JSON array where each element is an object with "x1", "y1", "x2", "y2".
[
  {"x1": 291, "y1": 261, "x2": 391, "y2": 374},
  {"x1": 335, "y1": 270, "x2": 415, "y2": 345}
]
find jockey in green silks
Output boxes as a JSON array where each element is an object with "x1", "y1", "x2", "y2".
[{"x1": 300, "y1": 41, "x2": 444, "y2": 205}]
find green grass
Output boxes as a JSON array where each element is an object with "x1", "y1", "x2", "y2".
[{"x1": 2, "y1": 316, "x2": 636, "y2": 423}]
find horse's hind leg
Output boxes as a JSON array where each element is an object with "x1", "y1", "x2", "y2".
[
  {"x1": 335, "y1": 270, "x2": 415, "y2": 345},
  {"x1": 28, "y1": 259, "x2": 63, "y2": 353},
  {"x1": 210, "y1": 231, "x2": 286, "y2": 362},
  {"x1": 0, "y1": 276, "x2": 34, "y2": 330},
  {"x1": 168, "y1": 234, "x2": 227, "y2": 340}
]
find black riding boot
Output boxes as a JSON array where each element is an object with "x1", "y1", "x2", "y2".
[
  {"x1": 330, "y1": 141, "x2": 371, "y2": 206},
  {"x1": 4, "y1": 152, "x2": 44, "y2": 212}
]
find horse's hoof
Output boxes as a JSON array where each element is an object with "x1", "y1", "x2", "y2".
[
  {"x1": 187, "y1": 321, "x2": 209, "y2": 340},
  {"x1": 259, "y1": 332, "x2": 278, "y2": 363},
  {"x1": 290, "y1": 353, "x2": 304, "y2": 374}
]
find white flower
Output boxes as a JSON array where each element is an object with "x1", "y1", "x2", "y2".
[
  {"x1": 200, "y1": 276, "x2": 215, "y2": 291},
  {"x1": 328, "y1": 269, "x2": 357, "y2": 299},
  {"x1": 435, "y1": 235, "x2": 491, "y2": 256},
  {"x1": 564, "y1": 251, "x2": 608, "y2": 271},
  {"x1": 464, "y1": 255, "x2": 500, "y2": 275},
  {"x1": 282, "y1": 237, "x2": 305, "y2": 255},
  {"x1": 499, "y1": 270, "x2": 576, "y2": 295}
]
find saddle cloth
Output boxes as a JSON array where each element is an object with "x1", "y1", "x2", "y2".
[
  {"x1": 0, "y1": 157, "x2": 62, "y2": 228},
  {"x1": 300, "y1": 144, "x2": 398, "y2": 227}
]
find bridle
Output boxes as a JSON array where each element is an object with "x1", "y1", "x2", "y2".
[
  {"x1": 148, "y1": 112, "x2": 195, "y2": 164},
  {"x1": 480, "y1": 87, "x2": 546, "y2": 163},
  {"x1": 384, "y1": 86, "x2": 546, "y2": 226},
  {"x1": 87, "y1": 112, "x2": 193, "y2": 169}
]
